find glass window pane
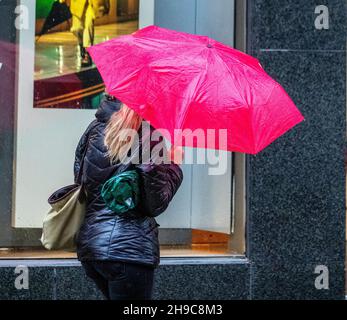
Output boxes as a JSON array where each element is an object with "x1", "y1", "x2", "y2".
[{"x1": 0, "y1": 0, "x2": 245, "y2": 260}]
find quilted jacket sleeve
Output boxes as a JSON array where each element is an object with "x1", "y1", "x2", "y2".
[
  {"x1": 74, "y1": 120, "x2": 98, "y2": 184},
  {"x1": 132, "y1": 122, "x2": 184, "y2": 217},
  {"x1": 135, "y1": 162, "x2": 183, "y2": 218}
]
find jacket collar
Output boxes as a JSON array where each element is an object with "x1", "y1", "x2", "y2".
[{"x1": 95, "y1": 96, "x2": 122, "y2": 122}]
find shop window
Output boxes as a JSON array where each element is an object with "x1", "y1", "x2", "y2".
[{"x1": 0, "y1": 0, "x2": 245, "y2": 259}]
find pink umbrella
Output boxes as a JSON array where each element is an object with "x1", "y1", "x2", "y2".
[{"x1": 87, "y1": 25, "x2": 305, "y2": 154}]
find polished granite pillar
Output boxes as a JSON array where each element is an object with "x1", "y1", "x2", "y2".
[{"x1": 247, "y1": 0, "x2": 346, "y2": 299}]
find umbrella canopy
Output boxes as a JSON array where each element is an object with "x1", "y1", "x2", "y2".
[
  {"x1": 39, "y1": 0, "x2": 72, "y2": 36},
  {"x1": 87, "y1": 25, "x2": 305, "y2": 154}
]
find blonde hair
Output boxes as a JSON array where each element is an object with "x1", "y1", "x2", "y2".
[{"x1": 104, "y1": 103, "x2": 143, "y2": 163}]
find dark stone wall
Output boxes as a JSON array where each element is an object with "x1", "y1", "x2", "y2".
[
  {"x1": 247, "y1": 0, "x2": 346, "y2": 299},
  {"x1": 0, "y1": 259, "x2": 250, "y2": 300}
]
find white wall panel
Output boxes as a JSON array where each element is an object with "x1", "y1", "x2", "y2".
[{"x1": 13, "y1": 0, "x2": 156, "y2": 227}]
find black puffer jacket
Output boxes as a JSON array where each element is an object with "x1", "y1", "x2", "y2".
[{"x1": 74, "y1": 97, "x2": 183, "y2": 268}]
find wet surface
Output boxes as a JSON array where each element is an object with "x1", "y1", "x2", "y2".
[{"x1": 35, "y1": 21, "x2": 138, "y2": 80}]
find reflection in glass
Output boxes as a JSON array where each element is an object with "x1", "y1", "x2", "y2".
[
  {"x1": 0, "y1": 0, "x2": 244, "y2": 260},
  {"x1": 34, "y1": 0, "x2": 139, "y2": 109}
]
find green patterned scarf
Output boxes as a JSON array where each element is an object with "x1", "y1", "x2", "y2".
[{"x1": 101, "y1": 170, "x2": 140, "y2": 214}]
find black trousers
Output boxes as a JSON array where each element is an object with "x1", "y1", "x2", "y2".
[{"x1": 81, "y1": 260, "x2": 155, "y2": 300}]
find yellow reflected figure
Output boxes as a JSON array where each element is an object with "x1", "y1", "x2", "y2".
[{"x1": 62, "y1": 0, "x2": 110, "y2": 66}]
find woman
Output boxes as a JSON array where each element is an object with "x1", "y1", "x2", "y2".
[{"x1": 74, "y1": 93, "x2": 184, "y2": 300}]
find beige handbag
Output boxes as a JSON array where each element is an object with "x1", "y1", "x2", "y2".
[
  {"x1": 40, "y1": 124, "x2": 94, "y2": 251},
  {"x1": 40, "y1": 183, "x2": 86, "y2": 251}
]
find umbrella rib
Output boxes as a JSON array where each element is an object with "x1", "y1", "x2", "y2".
[
  {"x1": 214, "y1": 50, "x2": 249, "y2": 108},
  {"x1": 176, "y1": 48, "x2": 211, "y2": 129},
  {"x1": 214, "y1": 50, "x2": 259, "y2": 153},
  {"x1": 214, "y1": 44, "x2": 263, "y2": 73}
]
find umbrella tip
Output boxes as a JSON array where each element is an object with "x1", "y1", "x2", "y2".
[{"x1": 207, "y1": 43, "x2": 213, "y2": 48}]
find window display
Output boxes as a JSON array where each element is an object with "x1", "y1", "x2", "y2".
[
  {"x1": 0, "y1": 0, "x2": 243, "y2": 260},
  {"x1": 34, "y1": 0, "x2": 139, "y2": 109}
]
